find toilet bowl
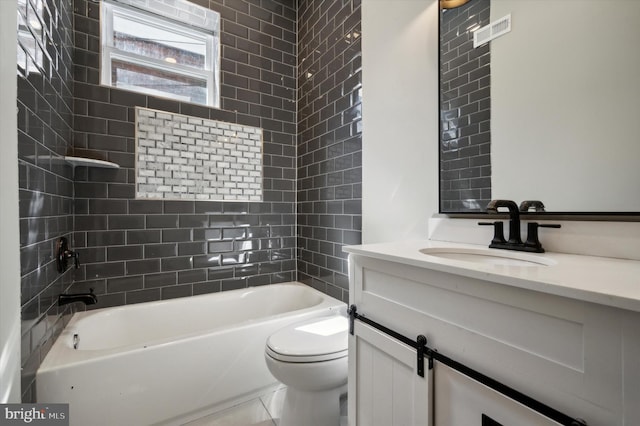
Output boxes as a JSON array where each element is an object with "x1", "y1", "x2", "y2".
[{"x1": 265, "y1": 314, "x2": 348, "y2": 426}]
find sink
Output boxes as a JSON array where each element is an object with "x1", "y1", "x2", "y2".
[{"x1": 419, "y1": 247, "x2": 556, "y2": 267}]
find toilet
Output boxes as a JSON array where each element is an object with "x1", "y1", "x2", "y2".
[{"x1": 265, "y1": 314, "x2": 349, "y2": 426}]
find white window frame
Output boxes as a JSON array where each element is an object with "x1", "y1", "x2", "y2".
[{"x1": 101, "y1": 0, "x2": 219, "y2": 108}]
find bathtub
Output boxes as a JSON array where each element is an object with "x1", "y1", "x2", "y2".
[{"x1": 36, "y1": 282, "x2": 345, "y2": 425}]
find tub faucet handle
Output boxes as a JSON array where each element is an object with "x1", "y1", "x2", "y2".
[{"x1": 56, "y1": 237, "x2": 80, "y2": 273}]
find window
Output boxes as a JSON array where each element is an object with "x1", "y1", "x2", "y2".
[
  {"x1": 101, "y1": 0, "x2": 220, "y2": 107},
  {"x1": 17, "y1": 0, "x2": 44, "y2": 76}
]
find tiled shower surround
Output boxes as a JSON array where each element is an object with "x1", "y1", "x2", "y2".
[
  {"x1": 440, "y1": 0, "x2": 491, "y2": 212},
  {"x1": 296, "y1": 0, "x2": 362, "y2": 296},
  {"x1": 136, "y1": 107, "x2": 263, "y2": 201},
  {"x1": 18, "y1": 0, "x2": 362, "y2": 402},
  {"x1": 18, "y1": 0, "x2": 75, "y2": 402}
]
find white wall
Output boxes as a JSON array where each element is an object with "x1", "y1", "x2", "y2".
[
  {"x1": 0, "y1": 0, "x2": 22, "y2": 402},
  {"x1": 361, "y1": 0, "x2": 440, "y2": 244}
]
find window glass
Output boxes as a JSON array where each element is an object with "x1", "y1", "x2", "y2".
[
  {"x1": 101, "y1": 0, "x2": 219, "y2": 107},
  {"x1": 112, "y1": 13, "x2": 206, "y2": 69},
  {"x1": 112, "y1": 60, "x2": 207, "y2": 104}
]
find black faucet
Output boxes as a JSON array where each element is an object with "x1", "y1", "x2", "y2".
[
  {"x1": 486, "y1": 199, "x2": 522, "y2": 245},
  {"x1": 480, "y1": 199, "x2": 560, "y2": 253},
  {"x1": 58, "y1": 290, "x2": 98, "y2": 307}
]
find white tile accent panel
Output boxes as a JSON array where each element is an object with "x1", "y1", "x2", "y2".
[{"x1": 135, "y1": 107, "x2": 263, "y2": 201}]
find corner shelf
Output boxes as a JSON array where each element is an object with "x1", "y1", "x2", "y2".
[{"x1": 64, "y1": 156, "x2": 120, "y2": 169}]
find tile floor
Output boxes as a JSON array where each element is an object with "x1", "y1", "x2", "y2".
[{"x1": 184, "y1": 387, "x2": 348, "y2": 426}]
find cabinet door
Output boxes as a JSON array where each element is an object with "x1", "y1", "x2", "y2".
[
  {"x1": 434, "y1": 363, "x2": 563, "y2": 426},
  {"x1": 348, "y1": 321, "x2": 432, "y2": 426}
]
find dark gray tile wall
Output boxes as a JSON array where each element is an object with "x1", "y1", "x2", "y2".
[
  {"x1": 17, "y1": 0, "x2": 76, "y2": 402},
  {"x1": 440, "y1": 0, "x2": 491, "y2": 212},
  {"x1": 296, "y1": 0, "x2": 362, "y2": 302},
  {"x1": 70, "y1": 0, "x2": 298, "y2": 307}
]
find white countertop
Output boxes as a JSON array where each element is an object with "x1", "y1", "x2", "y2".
[{"x1": 344, "y1": 240, "x2": 640, "y2": 313}]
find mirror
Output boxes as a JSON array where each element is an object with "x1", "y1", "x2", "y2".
[{"x1": 439, "y1": 0, "x2": 640, "y2": 214}]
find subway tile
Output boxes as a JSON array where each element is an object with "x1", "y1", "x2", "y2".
[
  {"x1": 147, "y1": 96, "x2": 180, "y2": 113},
  {"x1": 144, "y1": 244, "x2": 177, "y2": 259},
  {"x1": 179, "y1": 102, "x2": 209, "y2": 119},
  {"x1": 109, "y1": 215, "x2": 144, "y2": 230},
  {"x1": 86, "y1": 230, "x2": 125, "y2": 247},
  {"x1": 222, "y1": 277, "x2": 247, "y2": 292},
  {"x1": 179, "y1": 215, "x2": 209, "y2": 228},
  {"x1": 107, "y1": 120, "x2": 134, "y2": 137},
  {"x1": 107, "y1": 245, "x2": 143, "y2": 262},
  {"x1": 75, "y1": 215, "x2": 108, "y2": 231},
  {"x1": 208, "y1": 241, "x2": 233, "y2": 253},
  {"x1": 246, "y1": 250, "x2": 270, "y2": 263},
  {"x1": 193, "y1": 254, "x2": 222, "y2": 269},
  {"x1": 162, "y1": 229, "x2": 192, "y2": 243},
  {"x1": 126, "y1": 288, "x2": 161, "y2": 304},
  {"x1": 108, "y1": 183, "x2": 136, "y2": 198},
  {"x1": 127, "y1": 230, "x2": 161, "y2": 244},
  {"x1": 74, "y1": 82, "x2": 109, "y2": 102},
  {"x1": 193, "y1": 228, "x2": 222, "y2": 241},
  {"x1": 125, "y1": 259, "x2": 161, "y2": 275},
  {"x1": 192, "y1": 280, "x2": 221, "y2": 295},
  {"x1": 222, "y1": 228, "x2": 246, "y2": 241},
  {"x1": 90, "y1": 292, "x2": 126, "y2": 309},
  {"x1": 75, "y1": 182, "x2": 108, "y2": 198},
  {"x1": 161, "y1": 256, "x2": 193, "y2": 272},
  {"x1": 209, "y1": 215, "x2": 235, "y2": 227},
  {"x1": 247, "y1": 274, "x2": 271, "y2": 286},
  {"x1": 90, "y1": 199, "x2": 127, "y2": 214},
  {"x1": 85, "y1": 262, "x2": 125, "y2": 279},
  {"x1": 178, "y1": 269, "x2": 206, "y2": 284},
  {"x1": 165, "y1": 200, "x2": 195, "y2": 214},
  {"x1": 129, "y1": 200, "x2": 163, "y2": 214},
  {"x1": 107, "y1": 276, "x2": 144, "y2": 293},
  {"x1": 161, "y1": 284, "x2": 192, "y2": 300},
  {"x1": 76, "y1": 247, "x2": 106, "y2": 264},
  {"x1": 146, "y1": 215, "x2": 179, "y2": 229},
  {"x1": 87, "y1": 101, "x2": 128, "y2": 121},
  {"x1": 144, "y1": 272, "x2": 176, "y2": 288},
  {"x1": 177, "y1": 242, "x2": 205, "y2": 256}
]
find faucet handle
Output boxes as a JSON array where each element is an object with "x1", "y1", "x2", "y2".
[
  {"x1": 56, "y1": 237, "x2": 80, "y2": 272},
  {"x1": 524, "y1": 222, "x2": 561, "y2": 252},
  {"x1": 478, "y1": 221, "x2": 506, "y2": 245},
  {"x1": 66, "y1": 249, "x2": 80, "y2": 269}
]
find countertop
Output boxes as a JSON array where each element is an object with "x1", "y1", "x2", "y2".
[{"x1": 344, "y1": 240, "x2": 640, "y2": 313}]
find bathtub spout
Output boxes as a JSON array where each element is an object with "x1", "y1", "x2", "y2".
[{"x1": 58, "y1": 290, "x2": 98, "y2": 307}]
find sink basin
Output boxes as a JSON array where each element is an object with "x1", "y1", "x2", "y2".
[{"x1": 419, "y1": 247, "x2": 556, "y2": 267}]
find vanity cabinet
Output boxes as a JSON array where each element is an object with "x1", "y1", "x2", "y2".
[{"x1": 347, "y1": 253, "x2": 640, "y2": 426}]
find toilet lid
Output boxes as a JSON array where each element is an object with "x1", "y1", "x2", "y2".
[{"x1": 266, "y1": 315, "x2": 348, "y2": 363}]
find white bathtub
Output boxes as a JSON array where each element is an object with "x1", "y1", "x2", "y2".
[{"x1": 36, "y1": 282, "x2": 345, "y2": 425}]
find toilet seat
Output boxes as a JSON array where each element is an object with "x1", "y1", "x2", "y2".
[{"x1": 266, "y1": 315, "x2": 348, "y2": 363}]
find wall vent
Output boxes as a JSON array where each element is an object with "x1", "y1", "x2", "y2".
[{"x1": 473, "y1": 14, "x2": 511, "y2": 48}]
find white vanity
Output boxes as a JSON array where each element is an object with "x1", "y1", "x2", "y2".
[{"x1": 344, "y1": 222, "x2": 640, "y2": 425}]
